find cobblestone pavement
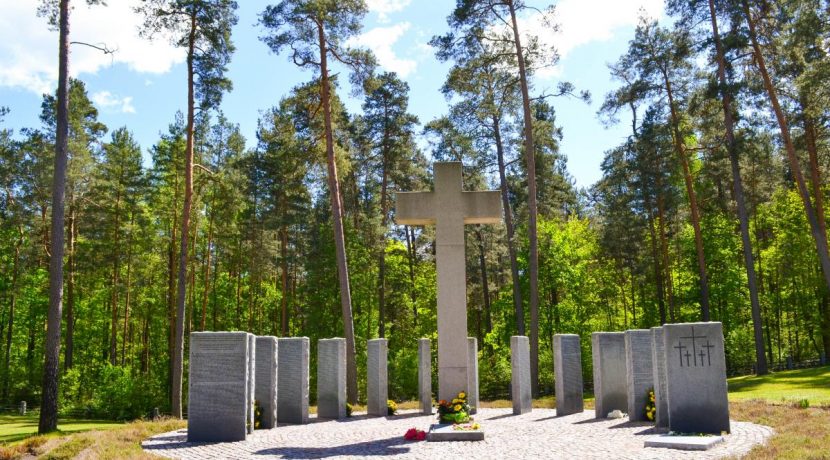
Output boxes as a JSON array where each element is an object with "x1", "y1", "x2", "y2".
[{"x1": 142, "y1": 408, "x2": 773, "y2": 459}]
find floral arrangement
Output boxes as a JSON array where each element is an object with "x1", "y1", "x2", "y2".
[
  {"x1": 254, "y1": 400, "x2": 263, "y2": 429},
  {"x1": 437, "y1": 391, "x2": 471, "y2": 424},
  {"x1": 452, "y1": 422, "x2": 481, "y2": 431},
  {"x1": 387, "y1": 399, "x2": 398, "y2": 416},
  {"x1": 404, "y1": 427, "x2": 427, "y2": 441},
  {"x1": 644, "y1": 388, "x2": 656, "y2": 422}
]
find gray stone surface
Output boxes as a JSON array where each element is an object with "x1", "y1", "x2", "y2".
[
  {"x1": 644, "y1": 434, "x2": 725, "y2": 451},
  {"x1": 367, "y1": 339, "x2": 388, "y2": 417},
  {"x1": 255, "y1": 336, "x2": 278, "y2": 429},
  {"x1": 247, "y1": 334, "x2": 256, "y2": 434},
  {"x1": 317, "y1": 338, "x2": 347, "y2": 420},
  {"x1": 18, "y1": 401, "x2": 26, "y2": 415},
  {"x1": 396, "y1": 162, "x2": 502, "y2": 402},
  {"x1": 427, "y1": 424, "x2": 484, "y2": 442},
  {"x1": 511, "y1": 335, "x2": 532, "y2": 415},
  {"x1": 277, "y1": 337, "x2": 309, "y2": 424},
  {"x1": 554, "y1": 334, "x2": 584, "y2": 416},
  {"x1": 187, "y1": 332, "x2": 249, "y2": 442},
  {"x1": 664, "y1": 322, "x2": 730, "y2": 434},
  {"x1": 145, "y1": 408, "x2": 773, "y2": 459},
  {"x1": 592, "y1": 332, "x2": 627, "y2": 418},
  {"x1": 651, "y1": 327, "x2": 669, "y2": 430},
  {"x1": 467, "y1": 337, "x2": 479, "y2": 414},
  {"x1": 625, "y1": 329, "x2": 654, "y2": 422},
  {"x1": 418, "y1": 338, "x2": 432, "y2": 414}
]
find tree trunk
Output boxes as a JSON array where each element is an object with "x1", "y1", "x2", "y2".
[
  {"x1": 475, "y1": 227, "x2": 492, "y2": 334},
  {"x1": 39, "y1": 0, "x2": 71, "y2": 434},
  {"x1": 201, "y1": 196, "x2": 215, "y2": 332},
  {"x1": 507, "y1": 0, "x2": 539, "y2": 396},
  {"x1": 318, "y1": 20, "x2": 358, "y2": 404},
  {"x1": 708, "y1": 0, "x2": 767, "y2": 374},
  {"x1": 280, "y1": 225, "x2": 289, "y2": 336},
  {"x1": 65, "y1": 206, "x2": 76, "y2": 369},
  {"x1": 492, "y1": 115, "x2": 524, "y2": 336},
  {"x1": 378, "y1": 146, "x2": 389, "y2": 338},
  {"x1": 405, "y1": 226, "x2": 417, "y2": 325},
  {"x1": 743, "y1": 1, "x2": 830, "y2": 314},
  {"x1": 171, "y1": 9, "x2": 197, "y2": 419},
  {"x1": 662, "y1": 68, "x2": 710, "y2": 321}
]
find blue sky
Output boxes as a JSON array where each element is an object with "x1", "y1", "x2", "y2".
[{"x1": 0, "y1": 0, "x2": 664, "y2": 189}]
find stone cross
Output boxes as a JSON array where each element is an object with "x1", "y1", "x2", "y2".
[{"x1": 396, "y1": 162, "x2": 502, "y2": 401}]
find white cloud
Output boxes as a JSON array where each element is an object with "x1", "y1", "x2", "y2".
[
  {"x1": 0, "y1": 0, "x2": 184, "y2": 95},
  {"x1": 518, "y1": 0, "x2": 664, "y2": 77},
  {"x1": 365, "y1": 0, "x2": 411, "y2": 23},
  {"x1": 92, "y1": 90, "x2": 135, "y2": 114},
  {"x1": 348, "y1": 22, "x2": 417, "y2": 78}
]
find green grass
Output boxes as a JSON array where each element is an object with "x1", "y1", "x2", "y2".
[
  {"x1": 0, "y1": 413, "x2": 123, "y2": 444},
  {"x1": 727, "y1": 365, "x2": 830, "y2": 405}
]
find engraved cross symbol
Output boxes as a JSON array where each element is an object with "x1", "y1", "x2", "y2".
[
  {"x1": 679, "y1": 326, "x2": 708, "y2": 367},
  {"x1": 674, "y1": 343, "x2": 688, "y2": 367},
  {"x1": 703, "y1": 340, "x2": 715, "y2": 366}
]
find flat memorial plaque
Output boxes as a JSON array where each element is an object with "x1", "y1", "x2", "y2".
[
  {"x1": 426, "y1": 424, "x2": 484, "y2": 442},
  {"x1": 644, "y1": 434, "x2": 725, "y2": 451}
]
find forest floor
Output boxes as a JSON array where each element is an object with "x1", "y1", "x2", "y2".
[{"x1": 1, "y1": 366, "x2": 827, "y2": 459}]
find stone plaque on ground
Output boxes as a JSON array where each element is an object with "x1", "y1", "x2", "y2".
[
  {"x1": 277, "y1": 337, "x2": 309, "y2": 424},
  {"x1": 651, "y1": 327, "x2": 668, "y2": 430},
  {"x1": 625, "y1": 329, "x2": 654, "y2": 422},
  {"x1": 396, "y1": 162, "x2": 502, "y2": 401},
  {"x1": 188, "y1": 332, "x2": 250, "y2": 442},
  {"x1": 317, "y1": 338, "x2": 347, "y2": 419},
  {"x1": 427, "y1": 423, "x2": 485, "y2": 442},
  {"x1": 554, "y1": 334, "x2": 583, "y2": 416},
  {"x1": 247, "y1": 334, "x2": 256, "y2": 434},
  {"x1": 419, "y1": 338, "x2": 432, "y2": 414},
  {"x1": 664, "y1": 322, "x2": 730, "y2": 434},
  {"x1": 367, "y1": 338, "x2": 388, "y2": 417},
  {"x1": 255, "y1": 336, "x2": 278, "y2": 429},
  {"x1": 511, "y1": 335, "x2": 532, "y2": 414},
  {"x1": 467, "y1": 337, "x2": 479, "y2": 414},
  {"x1": 591, "y1": 332, "x2": 627, "y2": 418}
]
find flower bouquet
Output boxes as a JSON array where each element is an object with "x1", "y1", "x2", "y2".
[
  {"x1": 437, "y1": 391, "x2": 471, "y2": 424},
  {"x1": 644, "y1": 388, "x2": 656, "y2": 422},
  {"x1": 404, "y1": 427, "x2": 427, "y2": 441}
]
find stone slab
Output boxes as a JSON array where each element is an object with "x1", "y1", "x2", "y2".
[
  {"x1": 625, "y1": 329, "x2": 654, "y2": 422},
  {"x1": 419, "y1": 338, "x2": 432, "y2": 414},
  {"x1": 592, "y1": 332, "x2": 627, "y2": 418},
  {"x1": 554, "y1": 334, "x2": 584, "y2": 416},
  {"x1": 247, "y1": 334, "x2": 256, "y2": 434},
  {"x1": 511, "y1": 335, "x2": 532, "y2": 414},
  {"x1": 644, "y1": 434, "x2": 725, "y2": 451},
  {"x1": 664, "y1": 322, "x2": 730, "y2": 434},
  {"x1": 255, "y1": 336, "x2": 278, "y2": 429},
  {"x1": 426, "y1": 424, "x2": 485, "y2": 442},
  {"x1": 277, "y1": 337, "x2": 309, "y2": 424},
  {"x1": 187, "y1": 332, "x2": 249, "y2": 442},
  {"x1": 367, "y1": 338, "x2": 388, "y2": 417},
  {"x1": 317, "y1": 338, "x2": 347, "y2": 419},
  {"x1": 467, "y1": 337, "x2": 479, "y2": 414},
  {"x1": 651, "y1": 327, "x2": 669, "y2": 430}
]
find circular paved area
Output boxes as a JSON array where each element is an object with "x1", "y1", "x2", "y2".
[{"x1": 143, "y1": 409, "x2": 773, "y2": 459}]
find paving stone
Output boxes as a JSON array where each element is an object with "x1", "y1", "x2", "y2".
[{"x1": 145, "y1": 408, "x2": 773, "y2": 460}]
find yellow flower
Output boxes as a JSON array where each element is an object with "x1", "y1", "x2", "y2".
[
  {"x1": 453, "y1": 404, "x2": 462, "y2": 411},
  {"x1": 458, "y1": 392, "x2": 466, "y2": 399}
]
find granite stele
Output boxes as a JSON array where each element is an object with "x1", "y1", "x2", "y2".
[
  {"x1": 246, "y1": 334, "x2": 256, "y2": 434},
  {"x1": 367, "y1": 338, "x2": 388, "y2": 417},
  {"x1": 592, "y1": 332, "x2": 627, "y2": 418},
  {"x1": 277, "y1": 337, "x2": 309, "y2": 424},
  {"x1": 651, "y1": 326, "x2": 669, "y2": 430},
  {"x1": 467, "y1": 337, "x2": 479, "y2": 414},
  {"x1": 255, "y1": 336, "x2": 278, "y2": 429},
  {"x1": 511, "y1": 335, "x2": 532, "y2": 415},
  {"x1": 663, "y1": 322, "x2": 730, "y2": 434},
  {"x1": 554, "y1": 334, "x2": 583, "y2": 416},
  {"x1": 188, "y1": 332, "x2": 251, "y2": 442},
  {"x1": 418, "y1": 338, "x2": 432, "y2": 414},
  {"x1": 625, "y1": 329, "x2": 654, "y2": 422},
  {"x1": 396, "y1": 162, "x2": 502, "y2": 401},
  {"x1": 317, "y1": 338, "x2": 347, "y2": 419}
]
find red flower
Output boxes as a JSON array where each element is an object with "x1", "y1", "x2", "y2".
[
  {"x1": 416, "y1": 430, "x2": 426, "y2": 441},
  {"x1": 404, "y1": 427, "x2": 426, "y2": 441}
]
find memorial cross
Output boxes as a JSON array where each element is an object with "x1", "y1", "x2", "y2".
[
  {"x1": 680, "y1": 327, "x2": 708, "y2": 366},
  {"x1": 396, "y1": 162, "x2": 502, "y2": 401}
]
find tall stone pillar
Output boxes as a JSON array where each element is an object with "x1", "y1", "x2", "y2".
[
  {"x1": 591, "y1": 332, "x2": 627, "y2": 418},
  {"x1": 255, "y1": 336, "x2": 278, "y2": 429},
  {"x1": 651, "y1": 327, "x2": 669, "y2": 430},
  {"x1": 418, "y1": 338, "x2": 432, "y2": 414},
  {"x1": 277, "y1": 337, "x2": 309, "y2": 424},
  {"x1": 367, "y1": 339, "x2": 388, "y2": 417},
  {"x1": 554, "y1": 334, "x2": 584, "y2": 416},
  {"x1": 467, "y1": 337, "x2": 479, "y2": 414},
  {"x1": 625, "y1": 329, "x2": 654, "y2": 422},
  {"x1": 511, "y1": 335, "x2": 532, "y2": 414},
  {"x1": 317, "y1": 338, "x2": 347, "y2": 419}
]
